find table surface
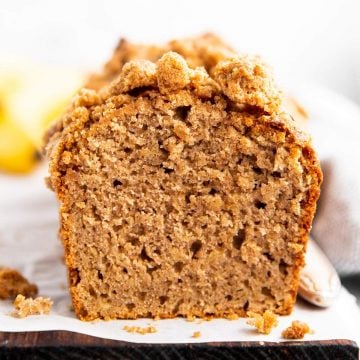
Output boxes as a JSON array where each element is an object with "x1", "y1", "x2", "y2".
[{"x1": 0, "y1": 330, "x2": 359, "y2": 360}]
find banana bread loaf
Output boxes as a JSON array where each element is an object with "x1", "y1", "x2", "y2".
[{"x1": 45, "y1": 34, "x2": 322, "y2": 321}]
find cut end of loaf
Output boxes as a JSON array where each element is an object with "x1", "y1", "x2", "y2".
[{"x1": 45, "y1": 34, "x2": 322, "y2": 321}]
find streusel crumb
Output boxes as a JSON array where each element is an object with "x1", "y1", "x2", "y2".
[
  {"x1": 246, "y1": 310, "x2": 278, "y2": 334},
  {"x1": 12, "y1": 294, "x2": 53, "y2": 318},
  {"x1": 282, "y1": 320, "x2": 312, "y2": 339}
]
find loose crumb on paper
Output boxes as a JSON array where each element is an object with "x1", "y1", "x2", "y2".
[
  {"x1": 246, "y1": 310, "x2": 278, "y2": 334},
  {"x1": 0, "y1": 267, "x2": 38, "y2": 299},
  {"x1": 12, "y1": 294, "x2": 53, "y2": 318},
  {"x1": 187, "y1": 315, "x2": 212, "y2": 323},
  {"x1": 192, "y1": 331, "x2": 201, "y2": 338},
  {"x1": 224, "y1": 313, "x2": 239, "y2": 320},
  {"x1": 123, "y1": 325, "x2": 157, "y2": 335},
  {"x1": 282, "y1": 320, "x2": 312, "y2": 339}
]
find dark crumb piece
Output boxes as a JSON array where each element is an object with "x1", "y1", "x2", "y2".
[
  {"x1": 0, "y1": 267, "x2": 38, "y2": 299},
  {"x1": 246, "y1": 310, "x2": 278, "y2": 334},
  {"x1": 282, "y1": 320, "x2": 312, "y2": 339},
  {"x1": 12, "y1": 294, "x2": 53, "y2": 318}
]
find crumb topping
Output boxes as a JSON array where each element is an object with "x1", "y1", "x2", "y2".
[
  {"x1": 12, "y1": 294, "x2": 53, "y2": 318},
  {"x1": 45, "y1": 35, "x2": 285, "y2": 151},
  {"x1": 212, "y1": 56, "x2": 281, "y2": 113},
  {"x1": 111, "y1": 60, "x2": 157, "y2": 95},
  {"x1": 157, "y1": 52, "x2": 190, "y2": 94},
  {"x1": 246, "y1": 310, "x2": 279, "y2": 334},
  {"x1": 282, "y1": 320, "x2": 312, "y2": 339}
]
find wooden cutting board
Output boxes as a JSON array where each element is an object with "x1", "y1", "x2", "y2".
[{"x1": 0, "y1": 331, "x2": 358, "y2": 359}]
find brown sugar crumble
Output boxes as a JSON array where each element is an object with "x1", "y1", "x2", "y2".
[
  {"x1": 192, "y1": 331, "x2": 201, "y2": 338},
  {"x1": 0, "y1": 267, "x2": 38, "y2": 300},
  {"x1": 12, "y1": 294, "x2": 53, "y2": 318},
  {"x1": 123, "y1": 325, "x2": 157, "y2": 335},
  {"x1": 246, "y1": 310, "x2": 278, "y2": 334},
  {"x1": 282, "y1": 320, "x2": 312, "y2": 339},
  {"x1": 44, "y1": 33, "x2": 322, "y2": 321}
]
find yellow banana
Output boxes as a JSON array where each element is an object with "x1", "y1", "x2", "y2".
[{"x1": 0, "y1": 62, "x2": 83, "y2": 174}]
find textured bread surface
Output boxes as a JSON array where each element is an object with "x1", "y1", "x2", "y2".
[{"x1": 45, "y1": 34, "x2": 322, "y2": 321}]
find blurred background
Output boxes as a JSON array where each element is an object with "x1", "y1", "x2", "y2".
[
  {"x1": 1, "y1": 0, "x2": 359, "y2": 168},
  {"x1": 1, "y1": 0, "x2": 359, "y2": 172},
  {"x1": 1, "y1": 0, "x2": 360, "y2": 98},
  {"x1": 0, "y1": 0, "x2": 359, "y2": 299}
]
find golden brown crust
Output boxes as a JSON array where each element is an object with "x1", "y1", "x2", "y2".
[
  {"x1": 0, "y1": 267, "x2": 38, "y2": 299},
  {"x1": 45, "y1": 34, "x2": 322, "y2": 321}
]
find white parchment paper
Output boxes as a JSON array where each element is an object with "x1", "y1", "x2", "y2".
[{"x1": 0, "y1": 167, "x2": 359, "y2": 345}]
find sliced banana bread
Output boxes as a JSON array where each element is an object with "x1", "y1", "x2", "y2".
[{"x1": 45, "y1": 35, "x2": 322, "y2": 320}]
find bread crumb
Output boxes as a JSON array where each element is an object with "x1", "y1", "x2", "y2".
[
  {"x1": 282, "y1": 320, "x2": 312, "y2": 339},
  {"x1": 123, "y1": 325, "x2": 157, "y2": 335},
  {"x1": 157, "y1": 52, "x2": 190, "y2": 94},
  {"x1": 225, "y1": 313, "x2": 239, "y2": 320},
  {"x1": 192, "y1": 331, "x2": 201, "y2": 338},
  {"x1": 246, "y1": 310, "x2": 278, "y2": 334},
  {"x1": 186, "y1": 315, "x2": 196, "y2": 322},
  {"x1": 0, "y1": 267, "x2": 38, "y2": 300},
  {"x1": 212, "y1": 55, "x2": 281, "y2": 113},
  {"x1": 12, "y1": 294, "x2": 53, "y2": 318}
]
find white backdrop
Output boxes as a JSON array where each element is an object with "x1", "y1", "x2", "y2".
[{"x1": 0, "y1": 0, "x2": 359, "y2": 104}]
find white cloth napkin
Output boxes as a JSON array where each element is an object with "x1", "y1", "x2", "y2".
[{"x1": 294, "y1": 84, "x2": 360, "y2": 275}]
